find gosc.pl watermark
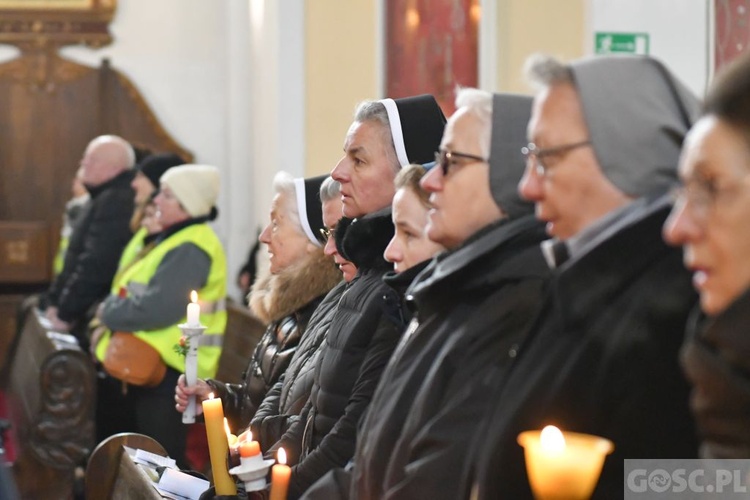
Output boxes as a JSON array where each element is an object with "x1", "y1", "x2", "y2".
[{"x1": 625, "y1": 460, "x2": 750, "y2": 498}]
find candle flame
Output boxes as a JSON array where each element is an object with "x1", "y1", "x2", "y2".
[
  {"x1": 540, "y1": 425, "x2": 565, "y2": 453},
  {"x1": 207, "y1": 392, "x2": 215, "y2": 400},
  {"x1": 278, "y1": 447, "x2": 287, "y2": 465},
  {"x1": 190, "y1": 290, "x2": 198, "y2": 303},
  {"x1": 247, "y1": 430, "x2": 252, "y2": 442},
  {"x1": 224, "y1": 417, "x2": 232, "y2": 437}
]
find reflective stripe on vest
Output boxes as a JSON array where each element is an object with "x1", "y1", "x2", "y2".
[{"x1": 112, "y1": 227, "x2": 148, "y2": 293}]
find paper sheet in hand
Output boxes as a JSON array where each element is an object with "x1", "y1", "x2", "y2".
[
  {"x1": 132, "y1": 448, "x2": 177, "y2": 469},
  {"x1": 156, "y1": 468, "x2": 210, "y2": 500}
]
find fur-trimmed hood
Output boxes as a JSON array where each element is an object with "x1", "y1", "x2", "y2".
[
  {"x1": 249, "y1": 249, "x2": 342, "y2": 324},
  {"x1": 335, "y1": 208, "x2": 394, "y2": 272}
]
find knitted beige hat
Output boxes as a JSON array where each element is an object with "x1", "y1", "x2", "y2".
[{"x1": 160, "y1": 164, "x2": 220, "y2": 217}]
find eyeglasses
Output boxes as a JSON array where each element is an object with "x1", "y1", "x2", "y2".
[
  {"x1": 670, "y1": 174, "x2": 750, "y2": 223},
  {"x1": 434, "y1": 150, "x2": 489, "y2": 176},
  {"x1": 319, "y1": 227, "x2": 333, "y2": 241},
  {"x1": 521, "y1": 140, "x2": 591, "y2": 176}
]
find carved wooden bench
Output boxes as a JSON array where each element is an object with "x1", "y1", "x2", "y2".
[
  {"x1": 3, "y1": 307, "x2": 97, "y2": 499},
  {"x1": 85, "y1": 432, "x2": 167, "y2": 500}
]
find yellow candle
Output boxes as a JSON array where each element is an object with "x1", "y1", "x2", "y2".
[
  {"x1": 269, "y1": 447, "x2": 291, "y2": 500},
  {"x1": 517, "y1": 425, "x2": 614, "y2": 500},
  {"x1": 202, "y1": 394, "x2": 237, "y2": 495}
]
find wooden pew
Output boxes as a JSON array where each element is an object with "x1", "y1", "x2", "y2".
[
  {"x1": 214, "y1": 300, "x2": 265, "y2": 385},
  {"x1": 3, "y1": 307, "x2": 97, "y2": 499},
  {"x1": 85, "y1": 432, "x2": 166, "y2": 500}
]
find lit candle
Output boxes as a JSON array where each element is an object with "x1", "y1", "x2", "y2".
[
  {"x1": 202, "y1": 394, "x2": 237, "y2": 495},
  {"x1": 517, "y1": 425, "x2": 613, "y2": 500},
  {"x1": 237, "y1": 429, "x2": 261, "y2": 457},
  {"x1": 225, "y1": 418, "x2": 238, "y2": 448},
  {"x1": 239, "y1": 440, "x2": 261, "y2": 458},
  {"x1": 237, "y1": 429, "x2": 251, "y2": 443},
  {"x1": 269, "y1": 447, "x2": 291, "y2": 500},
  {"x1": 187, "y1": 290, "x2": 200, "y2": 326}
]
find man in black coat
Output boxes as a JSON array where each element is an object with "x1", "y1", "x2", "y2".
[
  {"x1": 303, "y1": 90, "x2": 549, "y2": 500},
  {"x1": 42, "y1": 135, "x2": 135, "y2": 347},
  {"x1": 468, "y1": 55, "x2": 702, "y2": 499}
]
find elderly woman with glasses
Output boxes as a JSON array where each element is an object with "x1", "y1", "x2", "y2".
[
  {"x1": 664, "y1": 52, "x2": 750, "y2": 459},
  {"x1": 176, "y1": 173, "x2": 342, "y2": 431}
]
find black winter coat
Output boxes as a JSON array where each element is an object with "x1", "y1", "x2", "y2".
[
  {"x1": 208, "y1": 250, "x2": 342, "y2": 430},
  {"x1": 351, "y1": 215, "x2": 548, "y2": 500},
  {"x1": 209, "y1": 300, "x2": 320, "y2": 429},
  {"x1": 681, "y1": 288, "x2": 750, "y2": 458},
  {"x1": 251, "y1": 281, "x2": 347, "y2": 451},
  {"x1": 273, "y1": 209, "x2": 405, "y2": 499},
  {"x1": 469, "y1": 196, "x2": 699, "y2": 500},
  {"x1": 45, "y1": 170, "x2": 134, "y2": 326}
]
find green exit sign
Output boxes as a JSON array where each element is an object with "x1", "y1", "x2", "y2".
[{"x1": 595, "y1": 32, "x2": 649, "y2": 55}]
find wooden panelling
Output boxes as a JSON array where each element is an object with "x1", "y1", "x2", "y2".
[{"x1": 0, "y1": 222, "x2": 50, "y2": 284}]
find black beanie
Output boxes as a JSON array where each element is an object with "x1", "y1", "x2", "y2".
[
  {"x1": 378, "y1": 94, "x2": 446, "y2": 166},
  {"x1": 294, "y1": 174, "x2": 328, "y2": 246},
  {"x1": 138, "y1": 153, "x2": 186, "y2": 189}
]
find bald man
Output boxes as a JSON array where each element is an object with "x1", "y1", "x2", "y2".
[{"x1": 43, "y1": 135, "x2": 136, "y2": 347}]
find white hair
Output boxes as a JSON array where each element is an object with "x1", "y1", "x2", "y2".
[
  {"x1": 454, "y1": 87, "x2": 493, "y2": 160},
  {"x1": 272, "y1": 171, "x2": 303, "y2": 233}
]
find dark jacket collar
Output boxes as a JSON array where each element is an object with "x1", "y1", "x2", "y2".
[
  {"x1": 338, "y1": 208, "x2": 394, "y2": 273},
  {"x1": 84, "y1": 169, "x2": 134, "y2": 198},
  {"x1": 698, "y1": 287, "x2": 750, "y2": 363},
  {"x1": 555, "y1": 194, "x2": 678, "y2": 327},
  {"x1": 155, "y1": 215, "x2": 211, "y2": 244},
  {"x1": 382, "y1": 259, "x2": 431, "y2": 296},
  {"x1": 409, "y1": 215, "x2": 548, "y2": 301}
]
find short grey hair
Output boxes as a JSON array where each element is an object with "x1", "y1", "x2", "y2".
[
  {"x1": 271, "y1": 170, "x2": 302, "y2": 233},
  {"x1": 319, "y1": 176, "x2": 341, "y2": 202},
  {"x1": 524, "y1": 53, "x2": 575, "y2": 91},
  {"x1": 352, "y1": 100, "x2": 399, "y2": 171},
  {"x1": 454, "y1": 87, "x2": 493, "y2": 160}
]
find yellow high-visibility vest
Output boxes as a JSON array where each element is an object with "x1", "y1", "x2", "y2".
[{"x1": 96, "y1": 223, "x2": 227, "y2": 378}]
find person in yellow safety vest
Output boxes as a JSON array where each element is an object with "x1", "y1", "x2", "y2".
[
  {"x1": 92, "y1": 164, "x2": 226, "y2": 468},
  {"x1": 120, "y1": 152, "x2": 186, "y2": 271},
  {"x1": 53, "y1": 167, "x2": 90, "y2": 276}
]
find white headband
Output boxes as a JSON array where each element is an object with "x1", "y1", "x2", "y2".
[
  {"x1": 379, "y1": 98, "x2": 409, "y2": 167},
  {"x1": 294, "y1": 177, "x2": 322, "y2": 247}
]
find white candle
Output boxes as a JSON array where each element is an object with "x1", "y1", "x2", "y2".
[{"x1": 187, "y1": 290, "x2": 200, "y2": 326}]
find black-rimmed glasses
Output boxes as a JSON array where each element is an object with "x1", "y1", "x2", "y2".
[
  {"x1": 434, "y1": 150, "x2": 489, "y2": 176},
  {"x1": 521, "y1": 140, "x2": 591, "y2": 176}
]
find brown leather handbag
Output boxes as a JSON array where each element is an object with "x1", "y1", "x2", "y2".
[{"x1": 103, "y1": 332, "x2": 167, "y2": 387}]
